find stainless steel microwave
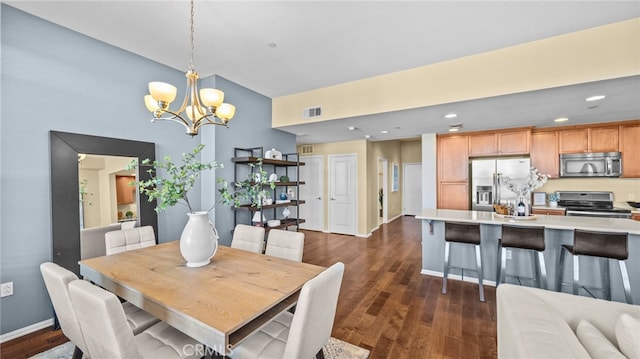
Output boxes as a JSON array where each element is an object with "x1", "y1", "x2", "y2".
[{"x1": 560, "y1": 152, "x2": 622, "y2": 177}]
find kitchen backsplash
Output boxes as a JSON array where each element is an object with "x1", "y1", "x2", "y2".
[{"x1": 537, "y1": 178, "x2": 640, "y2": 207}]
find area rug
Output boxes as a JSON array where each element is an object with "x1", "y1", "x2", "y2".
[{"x1": 29, "y1": 337, "x2": 369, "y2": 359}]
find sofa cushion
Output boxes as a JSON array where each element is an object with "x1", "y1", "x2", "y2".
[
  {"x1": 576, "y1": 319, "x2": 625, "y2": 359},
  {"x1": 615, "y1": 313, "x2": 640, "y2": 359}
]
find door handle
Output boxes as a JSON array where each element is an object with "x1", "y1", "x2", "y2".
[
  {"x1": 316, "y1": 197, "x2": 321, "y2": 200},
  {"x1": 330, "y1": 198, "x2": 336, "y2": 201}
]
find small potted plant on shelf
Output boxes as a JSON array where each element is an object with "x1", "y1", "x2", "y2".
[{"x1": 548, "y1": 192, "x2": 559, "y2": 207}]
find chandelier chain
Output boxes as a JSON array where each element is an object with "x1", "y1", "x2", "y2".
[{"x1": 189, "y1": 0, "x2": 195, "y2": 71}]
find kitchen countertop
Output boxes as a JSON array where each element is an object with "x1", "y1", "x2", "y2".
[{"x1": 416, "y1": 208, "x2": 640, "y2": 235}]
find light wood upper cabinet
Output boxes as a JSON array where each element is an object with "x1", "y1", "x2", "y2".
[
  {"x1": 558, "y1": 128, "x2": 589, "y2": 153},
  {"x1": 438, "y1": 135, "x2": 469, "y2": 182},
  {"x1": 530, "y1": 131, "x2": 559, "y2": 178},
  {"x1": 619, "y1": 124, "x2": 640, "y2": 178},
  {"x1": 498, "y1": 130, "x2": 531, "y2": 155},
  {"x1": 589, "y1": 127, "x2": 619, "y2": 152},
  {"x1": 468, "y1": 133, "x2": 497, "y2": 157},
  {"x1": 468, "y1": 129, "x2": 530, "y2": 157},
  {"x1": 116, "y1": 175, "x2": 135, "y2": 204},
  {"x1": 558, "y1": 126, "x2": 619, "y2": 153}
]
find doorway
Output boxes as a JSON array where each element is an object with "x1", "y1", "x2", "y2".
[
  {"x1": 328, "y1": 154, "x2": 357, "y2": 235},
  {"x1": 403, "y1": 163, "x2": 422, "y2": 215},
  {"x1": 299, "y1": 155, "x2": 324, "y2": 231},
  {"x1": 378, "y1": 158, "x2": 388, "y2": 225}
]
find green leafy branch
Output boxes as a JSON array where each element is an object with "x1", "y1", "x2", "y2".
[{"x1": 217, "y1": 160, "x2": 276, "y2": 209}]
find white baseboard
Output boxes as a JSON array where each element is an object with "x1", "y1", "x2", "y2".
[
  {"x1": 420, "y1": 269, "x2": 497, "y2": 287},
  {"x1": 388, "y1": 214, "x2": 403, "y2": 222},
  {"x1": 1, "y1": 318, "x2": 54, "y2": 343},
  {"x1": 356, "y1": 232, "x2": 372, "y2": 238}
]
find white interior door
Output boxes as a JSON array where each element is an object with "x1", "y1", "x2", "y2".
[
  {"x1": 329, "y1": 154, "x2": 357, "y2": 235},
  {"x1": 299, "y1": 155, "x2": 323, "y2": 231},
  {"x1": 403, "y1": 163, "x2": 422, "y2": 215}
]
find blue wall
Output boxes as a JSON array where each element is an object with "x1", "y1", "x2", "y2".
[{"x1": 0, "y1": 4, "x2": 294, "y2": 335}]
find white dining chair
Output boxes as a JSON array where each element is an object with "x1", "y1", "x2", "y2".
[
  {"x1": 105, "y1": 226, "x2": 156, "y2": 255},
  {"x1": 41, "y1": 262, "x2": 158, "y2": 336},
  {"x1": 68, "y1": 279, "x2": 201, "y2": 359},
  {"x1": 230, "y1": 262, "x2": 345, "y2": 359},
  {"x1": 230, "y1": 224, "x2": 265, "y2": 254},
  {"x1": 40, "y1": 262, "x2": 91, "y2": 359},
  {"x1": 265, "y1": 229, "x2": 305, "y2": 262}
]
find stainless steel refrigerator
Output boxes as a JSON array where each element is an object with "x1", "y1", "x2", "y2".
[{"x1": 470, "y1": 157, "x2": 531, "y2": 211}]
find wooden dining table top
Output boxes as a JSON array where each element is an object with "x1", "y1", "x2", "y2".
[{"x1": 78, "y1": 240, "x2": 326, "y2": 351}]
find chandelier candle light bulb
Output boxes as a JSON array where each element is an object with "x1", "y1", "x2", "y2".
[{"x1": 144, "y1": 0, "x2": 235, "y2": 136}]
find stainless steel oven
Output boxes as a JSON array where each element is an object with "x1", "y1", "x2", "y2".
[{"x1": 557, "y1": 191, "x2": 631, "y2": 219}]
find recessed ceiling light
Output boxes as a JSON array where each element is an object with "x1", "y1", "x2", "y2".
[
  {"x1": 554, "y1": 117, "x2": 569, "y2": 123},
  {"x1": 364, "y1": 135, "x2": 371, "y2": 139},
  {"x1": 347, "y1": 126, "x2": 356, "y2": 131},
  {"x1": 448, "y1": 128, "x2": 459, "y2": 132},
  {"x1": 380, "y1": 130, "x2": 389, "y2": 134},
  {"x1": 586, "y1": 95, "x2": 606, "y2": 102},
  {"x1": 445, "y1": 113, "x2": 457, "y2": 119}
]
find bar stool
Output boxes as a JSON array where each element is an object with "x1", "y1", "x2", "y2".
[
  {"x1": 496, "y1": 225, "x2": 547, "y2": 289},
  {"x1": 556, "y1": 229, "x2": 632, "y2": 304},
  {"x1": 442, "y1": 221, "x2": 485, "y2": 302}
]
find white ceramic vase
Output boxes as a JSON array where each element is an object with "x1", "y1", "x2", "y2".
[{"x1": 180, "y1": 211, "x2": 218, "y2": 267}]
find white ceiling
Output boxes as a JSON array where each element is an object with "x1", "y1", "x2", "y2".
[{"x1": 6, "y1": 1, "x2": 640, "y2": 144}]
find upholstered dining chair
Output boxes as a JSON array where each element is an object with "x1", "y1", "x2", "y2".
[
  {"x1": 105, "y1": 226, "x2": 156, "y2": 255},
  {"x1": 230, "y1": 262, "x2": 345, "y2": 359},
  {"x1": 40, "y1": 262, "x2": 158, "y2": 336},
  {"x1": 68, "y1": 279, "x2": 201, "y2": 359},
  {"x1": 265, "y1": 229, "x2": 305, "y2": 262},
  {"x1": 230, "y1": 224, "x2": 265, "y2": 254},
  {"x1": 40, "y1": 262, "x2": 90, "y2": 359}
]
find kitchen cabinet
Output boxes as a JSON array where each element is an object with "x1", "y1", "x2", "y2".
[
  {"x1": 468, "y1": 129, "x2": 531, "y2": 157},
  {"x1": 437, "y1": 182, "x2": 469, "y2": 210},
  {"x1": 116, "y1": 175, "x2": 135, "y2": 204},
  {"x1": 232, "y1": 147, "x2": 306, "y2": 231},
  {"x1": 558, "y1": 126, "x2": 619, "y2": 154},
  {"x1": 619, "y1": 124, "x2": 640, "y2": 178},
  {"x1": 437, "y1": 134, "x2": 469, "y2": 209},
  {"x1": 530, "y1": 131, "x2": 559, "y2": 178},
  {"x1": 531, "y1": 208, "x2": 565, "y2": 216}
]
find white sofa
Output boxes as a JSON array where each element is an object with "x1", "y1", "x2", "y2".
[{"x1": 497, "y1": 284, "x2": 640, "y2": 359}]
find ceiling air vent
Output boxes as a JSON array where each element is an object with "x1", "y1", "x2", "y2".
[
  {"x1": 303, "y1": 106, "x2": 322, "y2": 119},
  {"x1": 301, "y1": 145, "x2": 314, "y2": 154}
]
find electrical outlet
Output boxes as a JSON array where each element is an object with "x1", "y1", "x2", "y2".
[
  {"x1": 505, "y1": 250, "x2": 512, "y2": 260},
  {"x1": 1, "y1": 282, "x2": 14, "y2": 297}
]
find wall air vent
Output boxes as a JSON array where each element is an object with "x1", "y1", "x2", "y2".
[
  {"x1": 303, "y1": 106, "x2": 322, "y2": 119},
  {"x1": 301, "y1": 145, "x2": 314, "y2": 154}
]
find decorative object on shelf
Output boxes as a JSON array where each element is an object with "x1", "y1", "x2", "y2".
[
  {"x1": 287, "y1": 188, "x2": 295, "y2": 199},
  {"x1": 267, "y1": 219, "x2": 281, "y2": 227},
  {"x1": 264, "y1": 198, "x2": 273, "y2": 205},
  {"x1": 218, "y1": 159, "x2": 276, "y2": 209},
  {"x1": 180, "y1": 211, "x2": 218, "y2": 267},
  {"x1": 268, "y1": 173, "x2": 278, "y2": 182},
  {"x1": 264, "y1": 148, "x2": 282, "y2": 160},
  {"x1": 143, "y1": 0, "x2": 235, "y2": 136},
  {"x1": 548, "y1": 193, "x2": 559, "y2": 207},
  {"x1": 279, "y1": 175, "x2": 290, "y2": 182},
  {"x1": 282, "y1": 207, "x2": 291, "y2": 219},
  {"x1": 252, "y1": 211, "x2": 266, "y2": 225},
  {"x1": 125, "y1": 211, "x2": 133, "y2": 219},
  {"x1": 280, "y1": 191, "x2": 288, "y2": 200},
  {"x1": 127, "y1": 144, "x2": 221, "y2": 266}
]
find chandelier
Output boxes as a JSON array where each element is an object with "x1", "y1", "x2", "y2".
[{"x1": 144, "y1": 0, "x2": 235, "y2": 136}]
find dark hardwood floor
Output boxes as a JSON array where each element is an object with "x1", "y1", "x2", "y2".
[{"x1": 0, "y1": 216, "x2": 497, "y2": 359}]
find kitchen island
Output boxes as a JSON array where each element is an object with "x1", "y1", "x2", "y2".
[{"x1": 416, "y1": 209, "x2": 640, "y2": 303}]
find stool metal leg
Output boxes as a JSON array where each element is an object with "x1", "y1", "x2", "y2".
[
  {"x1": 442, "y1": 242, "x2": 451, "y2": 294},
  {"x1": 500, "y1": 247, "x2": 507, "y2": 286},
  {"x1": 496, "y1": 245, "x2": 502, "y2": 287},
  {"x1": 475, "y1": 244, "x2": 485, "y2": 302},
  {"x1": 573, "y1": 255, "x2": 580, "y2": 295},
  {"x1": 618, "y1": 260, "x2": 633, "y2": 304},
  {"x1": 537, "y1": 251, "x2": 548, "y2": 290},
  {"x1": 603, "y1": 258, "x2": 611, "y2": 301},
  {"x1": 532, "y1": 251, "x2": 540, "y2": 289},
  {"x1": 557, "y1": 247, "x2": 567, "y2": 292}
]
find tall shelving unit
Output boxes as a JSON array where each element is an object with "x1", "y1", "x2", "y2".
[{"x1": 232, "y1": 147, "x2": 305, "y2": 231}]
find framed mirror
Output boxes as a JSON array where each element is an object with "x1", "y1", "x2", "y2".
[{"x1": 50, "y1": 131, "x2": 157, "y2": 276}]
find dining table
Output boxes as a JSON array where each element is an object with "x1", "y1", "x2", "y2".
[{"x1": 78, "y1": 240, "x2": 326, "y2": 354}]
